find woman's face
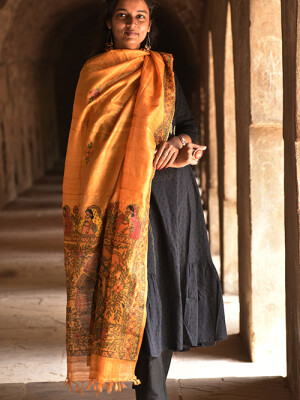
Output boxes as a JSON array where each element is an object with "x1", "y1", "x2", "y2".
[{"x1": 107, "y1": 0, "x2": 151, "y2": 50}]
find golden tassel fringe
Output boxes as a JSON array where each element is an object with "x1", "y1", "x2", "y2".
[{"x1": 64, "y1": 376, "x2": 140, "y2": 395}]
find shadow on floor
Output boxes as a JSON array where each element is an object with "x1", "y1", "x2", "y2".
[
  {"x1": 182, "y1": 334, "x2": 250, "y2": 363},
  {"x1": 0, "y1": 377, "x2": 293, "y2": 400}
]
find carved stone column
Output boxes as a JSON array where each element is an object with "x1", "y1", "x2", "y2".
[{"x1": 282, "y1": 0, "x2": 300, "y2": 397}]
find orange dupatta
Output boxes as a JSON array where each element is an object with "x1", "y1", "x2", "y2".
[{"x1": 62, "y1": 49, "x2": 175, "y2": 394}]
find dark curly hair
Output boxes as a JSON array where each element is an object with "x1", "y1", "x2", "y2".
[
  {"x1": 85, "y1": 208, "x2": 94, "y2": 219},
  {"x1": 88, "y1": 0, "x2": 159, "y2": 57}
]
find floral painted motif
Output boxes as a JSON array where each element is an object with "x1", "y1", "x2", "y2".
[
  {"x1": 153, "y1": 53, "x2": 176, "y2": 144},
  {"x1": 88, "y1": 84, "x2": 101, "y2": 103},
  {"x1": 84, "y1": 142, "x2": 93, "y2": 165}
]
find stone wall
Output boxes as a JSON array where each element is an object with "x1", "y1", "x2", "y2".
[
  {"x1": 0, "y1": 60, "x2": 58, "y2": 206},
  {"x1": 0, "y1": 0, "x2": 95, "y2": 207}
]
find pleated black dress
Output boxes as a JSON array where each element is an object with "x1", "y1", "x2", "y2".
[{"x1": 143, "y1": 74, "x2": 227, "y2": 357}]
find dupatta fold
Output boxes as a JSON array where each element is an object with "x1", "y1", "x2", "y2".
[{"x1": 62, "y1": 49, "x2": 175, "y2": 394}]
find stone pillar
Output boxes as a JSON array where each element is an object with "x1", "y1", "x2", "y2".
[
  {"x1": 281, "y1": 0, "x2": 300, "y2": 397},
  {"x1": 230, "y1": 0, "x2": 252, "y2": 357},
  {"x1": 223, "y1": 2, "x2": 238, "y2": 295},
  {"x1": 249, "y1": 0, "x2": 285, "y2": 364},
  {"x1": 210, "y1": 0, "x2": 227, "y2": 285},
  {"x1": 231, "y1": 0, "x2": 285, "y2": 366},
  {"x1": 207, "y1": 0, "x2": 239, "y2": 292},
  {"x1": 249, "y1": 124, "x2": 285, "y2": 364},
  {"x1": 208, "y1": 31, "x2": 220, "y2": 275}
]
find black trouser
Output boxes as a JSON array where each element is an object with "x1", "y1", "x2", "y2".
[{"x1": 133, "y1": 335, "x2": 173, "y2": 400}]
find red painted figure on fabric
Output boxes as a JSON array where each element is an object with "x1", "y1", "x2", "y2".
[
  {"x1": 128, "y1": 205, "x2": 141, "y2": 239},
  {"x1": 81, "y1": 208, "x2": 98, "y2": 236},
  {"x1": 116, "y1": 205, "x2": 141, "y2": 239}
]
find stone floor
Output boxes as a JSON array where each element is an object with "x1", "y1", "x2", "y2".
[
  {"x1": 0, "y1": 164, "x2": 293, "y2": 399},
  {"x1": 0, "y1": 377, "x2": 293, "y2": 400}
]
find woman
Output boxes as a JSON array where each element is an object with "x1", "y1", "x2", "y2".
[{"x1": 62, "y1": 0, "x2": 227, "y2": 398}]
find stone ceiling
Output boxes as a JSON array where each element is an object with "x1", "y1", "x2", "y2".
[{"x1": 0, "y1": 0, "x2": 205, "y2": 62}]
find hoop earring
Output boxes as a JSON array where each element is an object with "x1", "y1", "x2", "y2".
[
  {"x1": 105, "y1": 29, "x2": 114, "y2": 51},
  {"x1": 144, "y1": 32, "x2": 151, "y2": 51}
]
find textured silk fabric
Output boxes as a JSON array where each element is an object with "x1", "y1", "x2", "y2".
[{"x1": 62, "y1": 49, "x2": 175, "y2": 394}]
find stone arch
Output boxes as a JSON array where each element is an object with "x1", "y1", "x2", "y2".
[
  {"x1": 1, "y1": 0, "x2": 300, "y2": 398},
  {"x1": 0, "y1": 0, "x2": 202, "y2": 207}
]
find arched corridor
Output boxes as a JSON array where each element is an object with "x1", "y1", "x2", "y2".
[
  {"x1": 0, "y1": 0, "x2": 300, "y2": 399},
  {"x1": 0, "y1": 165, "x2": 292, "y2": 398}
]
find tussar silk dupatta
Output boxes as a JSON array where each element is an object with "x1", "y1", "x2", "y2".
[{"x1": 62, "y1": 49, "x2": 175, "y2": 394}]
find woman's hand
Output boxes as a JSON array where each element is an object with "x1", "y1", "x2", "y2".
[
  {"x1": 169, "y1": 143, "x2": 207, "y2": 168},
  {"x1": 153, "y1": 137, "x2": 182, "y2": 170}
]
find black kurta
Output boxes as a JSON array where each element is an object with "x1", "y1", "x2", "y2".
[{"x1": 143, "y1": 74, "x2": 227, "y2": 357}]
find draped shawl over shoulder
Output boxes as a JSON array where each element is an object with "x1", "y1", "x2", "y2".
[{"x1": 62, "y1": 49, "x2": 175, "y2": 394}]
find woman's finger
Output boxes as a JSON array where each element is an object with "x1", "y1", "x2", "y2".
[
  {"x1": 155, "y1": 149, "x2": 168, "y2": 169},
  {"x1": 184, "y1": 143, "x2": 206, "y2": 154},
  {"x1": 190, "y1": 144, "x2": 207, "y2": 151},
  {"x1": 156, "y1": 149, "x2": 173, "y2": 169},
  {"x1": 155, "y1": 143, "x2": 174, "y2": 169},
  {"x1": 159, "y1": 150, "x2": 177, "y2": 170},
  {"x1": 165, "y1": 152, "x2": 178, "y2": 168},
  {"x1": 153, "y1": 143, "x2": 166, "y2": 168}
]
